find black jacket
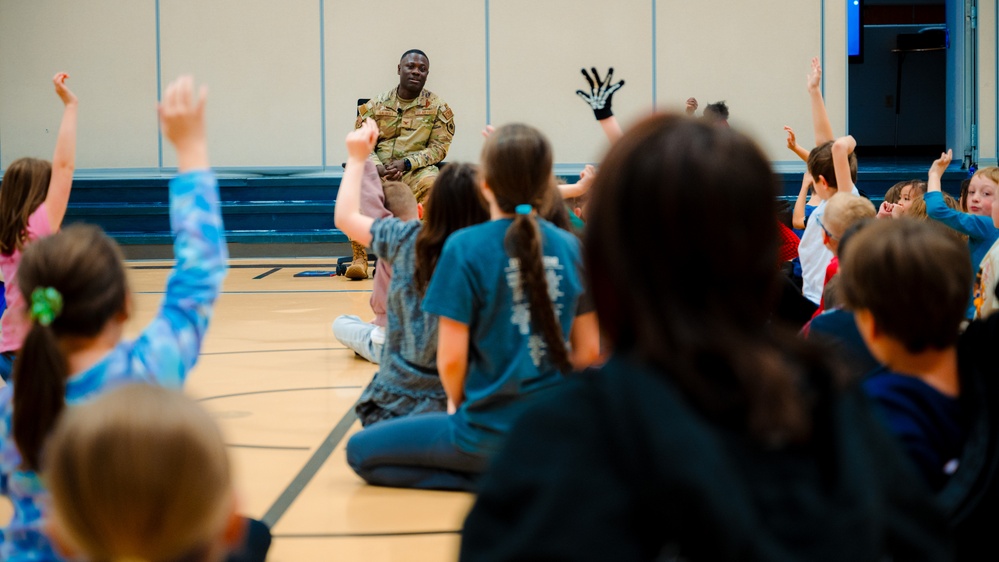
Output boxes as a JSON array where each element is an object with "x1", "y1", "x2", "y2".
[{"x1": 461, "y1": 353, "x2": 951, "y2": 561}]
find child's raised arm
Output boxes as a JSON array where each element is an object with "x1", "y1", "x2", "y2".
[
  {"x1": 134, "y1": 75, "x2": 226, "y2": 384},
  {"x1": 45, "y1": 73, "x2": 78, "y2": 230},
  {"x1": 334, "y1": 119, "x2": 380, "y2": 247},
  {"x1": 576, "y1": 67, "x2": 624, "y2": 143},
  {"x1": 792, "y1": 172, "x2": 813, "y2": 230},
  {"x1": 807, "y1": 57, "x2": 835, "y2": 147},
  {"x1": 785, "y1": 126, "x2": 810, "y2": 162},
  {"x1": 832, "y1": 135, "x2": 857, "y2": 193},
  {"x1": 558, "y1": 164, "x2": 596, "y2": 200},
  {"x1": 158, "y1": 75, "x2": 208, "y2": 172},
  {"x1": 927, "y1": 149, "x2": 953, "y2": 192}
]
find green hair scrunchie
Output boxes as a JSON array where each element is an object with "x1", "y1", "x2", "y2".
[{"x1": 29, "y1": 287, "x2": 63, "y2": 327}]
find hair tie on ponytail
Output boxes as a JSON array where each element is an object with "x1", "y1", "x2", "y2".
[
  {"x1": 29, "y1": 286, "x2": 63, "y2": 326},
  {"x1": 515, "y1": 204, "x2": 533, "y2": 215}
]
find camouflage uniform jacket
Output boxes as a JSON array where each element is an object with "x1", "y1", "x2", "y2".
[{"x1": 356, "y1": 87, "x2": 454, "y2": 170}]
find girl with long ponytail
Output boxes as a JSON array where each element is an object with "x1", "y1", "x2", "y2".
[
  {"x1": 346, "y1": 123, "x2": 600, "y2": 492},
  {"x1": 0, "y1": 75, "x2": 232, "y2": 562}
]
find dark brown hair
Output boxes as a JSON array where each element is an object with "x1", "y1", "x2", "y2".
[
  {"x1": 413, "y1": 163, "x2": 488, "y2": 293},
  {"x1": 807, "y1": 141, "x2": 857, "y2": 189},
  {"x1": 482, "y1": 123, "x2": 572, "y2": 373},
  {"x1": 538, "y1": 182, "x2": 573, "y2": 233},
  {"x1": 13, "y1": 224, "x2": 128, "y2": 470},
  {"x1": 0, "y1": 158, "x2": 52, "y2": 256},
  {"x1": 586, "y1": 113, "x2": 835, "y2": 443},
  {"x1": 959, "y1": 178, "x2": 971, "y2": 212},
  {"x1": 839, "y1": 219, "x2": 970, "y2": 352}
]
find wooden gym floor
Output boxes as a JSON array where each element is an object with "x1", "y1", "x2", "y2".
[{"x1": 1, "y1": 257, "x2": 474, "y2": 562}]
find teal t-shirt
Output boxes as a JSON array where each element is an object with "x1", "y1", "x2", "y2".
[{"x1": 422, "y1": 218, "x2": 589, "y2": 456}]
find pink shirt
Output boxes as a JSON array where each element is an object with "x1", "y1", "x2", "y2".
[
  {"x1": 0, "y1": 204, "x2": 52, "y2": 353},
  {"x1": 359, "y1": 161, "x2": 393, "y2": 327}
]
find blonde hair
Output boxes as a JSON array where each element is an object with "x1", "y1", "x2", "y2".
[
  {"x1": 972, "y1": 166, "x2": 999, "y2": 187},
  {"x1": 822, "y1": 192, "x2": 876, "y2": 238},
  {"x1": 907, "y1": 193, "x2": 968, "y2": 243},
  {"x1": 45, "y1": 384, "x2": 233, "y2": 562}
]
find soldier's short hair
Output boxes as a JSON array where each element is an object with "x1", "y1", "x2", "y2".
[{"x1": 400, "y1": 49, "x2": 428, "y2": 62}]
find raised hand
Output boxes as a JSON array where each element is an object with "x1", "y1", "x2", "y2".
[
  {"x1": 346, "y1": 118, "x2": 379, "y2": 161},
  {"x1": 575, "y1": 67, "x2": 625, "y2": 121},
  {"x1": 685, "y1": 97, "x2": 698, "y2": 115},
  {"x1": 807, "y1": 57, "x2": 822, "y2": 93},
  {"x1": 52, "y1": 73, "x2": 77, "y2": 106},
  {"x1": 577, "y1": 164, "x2": 596, "y2": 194},
  {"x1": 784, "y1": 126, "x2": 797, "y2": 150},
  {"x1": 928, "y1": 149, "x2": 953, "y2": 178},
  {"x1": 158, "y1": 75, "x2": 208, "y2": 171}
]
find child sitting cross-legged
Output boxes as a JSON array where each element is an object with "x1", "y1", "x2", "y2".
[
  {"x1": 332, "y1": 173, "x2": 423, "y2": 365},
  {"x1": 346, "y1": 122, "x2": 600, "y2": 491},
  {"x1": 336, "y1": 120, "x2": 490, "y2": 427}
]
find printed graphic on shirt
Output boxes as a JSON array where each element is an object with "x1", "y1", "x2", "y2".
[{"x1": 503, "y1": 256, "x2": 566, "y2": 367}]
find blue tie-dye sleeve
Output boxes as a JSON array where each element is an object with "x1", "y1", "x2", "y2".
[{"x1": 127, "y1": 170, "x2": 228, "y2": 387}]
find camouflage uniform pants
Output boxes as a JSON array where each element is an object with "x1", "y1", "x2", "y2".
[{"x1": 394, "y1": 165, "x2": 439, "y2": 205}]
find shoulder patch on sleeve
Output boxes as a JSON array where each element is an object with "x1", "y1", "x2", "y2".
[{"x1": 442, "y1": 106, "x2": 454, "y2": 121}]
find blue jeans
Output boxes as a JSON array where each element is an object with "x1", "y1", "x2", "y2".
[
  {"x1": 332, "y1": 315, "x2": 384, "y2": 364},
  {"x1": 0, "y1": 352, "x2": 15, "y2": 383},
  {"x1": 346, "y1": 413, "x2": 486, "y2": 492}
]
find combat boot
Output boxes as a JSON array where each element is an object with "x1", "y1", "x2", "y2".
[{"x1": 345, "y1": 241, "x2": 368, "y2": 280}]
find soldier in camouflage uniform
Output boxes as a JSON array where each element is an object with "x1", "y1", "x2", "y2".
[{"x1": 346, "y1": 49, "x2": 454, "y2": 279}]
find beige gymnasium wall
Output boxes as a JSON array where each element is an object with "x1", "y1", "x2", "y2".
[
  {"x1": 0, "y1": 0, "x2": 906, "y2": 172},
  {"x1": 977, "y1": 0, "x2": 997, "y2": 166}
]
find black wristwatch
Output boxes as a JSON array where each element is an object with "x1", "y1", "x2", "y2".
[{"x1": 403, "y1": 159, "x2": 412, "y2": 171}]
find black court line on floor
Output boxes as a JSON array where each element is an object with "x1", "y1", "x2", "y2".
[
  {"x1": 227, "y1": 443, "x2": 311, "y2": 451},
  {"x1": 129, "y1": 263, "x2": 340, "y2": 270},
  {"x1": 273, "y1": 530, "x2": 461, "y2": 539},
  {"x1": 261, "y1": 403, "x2": 359, "y2": 528},
  {"x1": 132, "y1": 289, "x2": 371, "y2": 295},
  {"x1": 133, "y1": 289, "x2": 371, "y2": 295},
  {"x1": 201, "y1": 346, "x2": 346, "y2": 356},
  {"x1": 253, "y1": 267, "x2": 281, "y2": 279},
  {"x1": 198, "y1": 386, "x2": 363, "y2": 403}
]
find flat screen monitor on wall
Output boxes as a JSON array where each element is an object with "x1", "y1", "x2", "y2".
[{"x1": 848, "y1": 0, "x2": 863, "y2": 62}]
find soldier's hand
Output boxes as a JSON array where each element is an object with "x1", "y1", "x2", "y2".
[
  {"x1": 575, "y1": 67, "x2": 624, "y2": 121},
  {"x1": 346, "y1": 118, "x2": 378, "y2": 161},
  {"x1": 384, "y1": 159, "x2": 406, "y2": 180},
  {"x1": 685, "y1": 97, "x2": 698, "y2": 115}
]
